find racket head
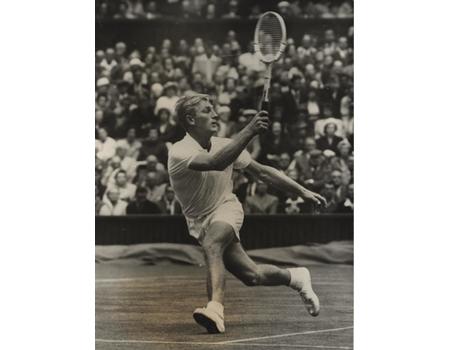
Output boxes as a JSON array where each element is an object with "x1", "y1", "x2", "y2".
[{"x1": 254, "y1": 11, "x2": 287, "y2": 64}]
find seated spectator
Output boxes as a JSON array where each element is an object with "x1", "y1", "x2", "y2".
[
  {"x1": 297, "y1": 149, "x2": 332, "y2": 192},
  {"x1": 155, "y1": 107, "x2": 181, "y2": 144},
  {"x1": 95, "y1": 127, "x2": 117, "y2": 162},
  {"x1": 244, "y1": 181, "x2": 279, "y2": 214},
  {"x1": 105, "y1": 170, "x2": 137, "y2": 202},
  {"x1": 222, "y1": 0, "x2": 240, "y2": 19},
  {"x1": 330, "y1": 139, "x2": 352, "y2": 185},
  {"x1": 336, "y1": 183, "x2": 354, "y2": 213},
  {"x1": 316, "y1": 122, "x2": 344, "y2": 154},
  {"x1": 116, "y1": 127, "x2": 142, "y2": 160},
  {"x1": 115, "y1": 145, "x2": 136, "y2": 179},
  {"x1": 330, "y1": 169, "x2": 348, "y2": 203},
  {"x1": 260, "y1": 121, "x2": 291, "y2": 165},
  {"x1": 100, "y1": 48, "x2": 117, "y2": 77},
  {"x1": 145, "y1": 171, "x2": 168, "y2": 203},
  {"x1": 138, "y1": 128, "x2": 169, "y2": 164},
  {"x1": 126, "y1": 186, "x2": 162, "y2": 214},
  {"x1": 95, "y1": 185, "x2": 104, "y2": 215},
  {"x1": 145, "y1": 1, "x2": 161, "y2": 19},
  {"x1": 102, "y1": 156, "x2": 122, "y2": 187},
  {"x1": 157, "y1": 186, "x2": 182, "y2": 214},
  {"x1": 99, "y1": 188, "x2": 128, "y2": 216},
  {"x1": 283, "y1": 193, "x2": 307, "y2": 214},
  {"x1": 230, "y1": 109, "x2": 261, "y2": 159},
  {"x1": 192, "y1": 44, "x2": 222, "y2": 84},
  {"x1": 320, "y1": 182, "x2": 339, "y2": 213},
  {"x1": 216, "y1": 106, "x2": 235, "y2": 138},
  {"x1": 238, "y1": 41, "x2": 265, "y2": 74},
  {"x1": 154, "y1": 82, "x2": 180, "y2": 119}
]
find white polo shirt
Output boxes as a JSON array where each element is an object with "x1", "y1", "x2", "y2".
[{"x1": 168, "y1": 134, "x2": 252, "y2": 219}]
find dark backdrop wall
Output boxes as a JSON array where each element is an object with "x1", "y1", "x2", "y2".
[{"x1": 96, "y1": 18, "x2": 353, "y2": 52}]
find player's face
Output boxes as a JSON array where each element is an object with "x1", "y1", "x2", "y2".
[{"x1": 193, "y1": 100, "x2": 219, "y2": 134}]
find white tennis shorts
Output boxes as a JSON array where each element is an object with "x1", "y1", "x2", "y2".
[{"x1": 185, "y1": 195, "x2": 244, "y2": 244}]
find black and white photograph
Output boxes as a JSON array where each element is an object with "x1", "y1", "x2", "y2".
[
  {"x1": 4, "y1": 1, "x2": 450, "y2": 350},
  {"x1": 95, "y1": 1, "x2": 354, "y2": 349}
]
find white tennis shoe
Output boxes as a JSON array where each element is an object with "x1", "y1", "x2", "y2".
[
  {"x1": 193, "y1": 306, "x2": 225, "y2": 334},
  {"x1": 288, "y1": 267, "x2": 320, "y2": 317}
]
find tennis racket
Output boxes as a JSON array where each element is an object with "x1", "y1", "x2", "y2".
[{"x1": 254, "y1": 11, "x2": 287, "y2": 112}]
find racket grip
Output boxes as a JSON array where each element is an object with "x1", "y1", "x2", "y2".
[{"x1": 260, "y1": 100, "x2": 269, "y2": 113}]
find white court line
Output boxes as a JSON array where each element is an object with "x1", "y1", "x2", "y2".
[
  {"x1": 95, "y1": 338, "x2": 351, "y2": 349},
  {"x1": 96, "y1": 277, "x2": 352, "y2": 286},
  {"x1": 219, "y1": 343, "x2": 352, "y2": 349},
  {"x1": 217, "y1": 326, "x2": 353, "y2": 344}
]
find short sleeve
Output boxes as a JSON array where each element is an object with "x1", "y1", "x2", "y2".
[
  {"x1": 234, "y1": 149, "x2": 252, "y2": 169},
  {"x1": 168, "y1": 144, "x2": 200, "y2": 177}
]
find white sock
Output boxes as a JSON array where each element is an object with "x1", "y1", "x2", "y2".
[
  {"x1": 207, "y1": 301, "x2": 224, "y2": 317},
  {"x1": 287, "y1": 268, "x2": 303, "y2": 290}
]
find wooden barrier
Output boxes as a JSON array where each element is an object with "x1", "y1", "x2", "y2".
[{"x1": 96, "y1": 214, "x2": 353, "y2": 249}]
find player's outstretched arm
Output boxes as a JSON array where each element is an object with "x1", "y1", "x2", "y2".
[
  {"x1": 244, "y1": 160, "x2": 327, "y2": 207},
  {"x1": 189, "y1": 111, "x2": 269, "y2": 171}
]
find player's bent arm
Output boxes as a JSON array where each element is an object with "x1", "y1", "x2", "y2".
[
  {"x1": 188, "y1": 111, "x2": 269, "y2": 171},
  {"x1": 244, "y1": 160, "x2": 327, "y2": 206},
  {"x1": 188, "y1": 130, "x2": 254, "y2": 171}
]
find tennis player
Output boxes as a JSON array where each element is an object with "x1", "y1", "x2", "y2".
[{"x1": 168, "y1": 94, "x2": 327, "y2": 334}]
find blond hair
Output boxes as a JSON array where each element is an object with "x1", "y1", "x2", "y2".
[{"x1": 175, "y1": 94, "x2": 210, "y2": 131}]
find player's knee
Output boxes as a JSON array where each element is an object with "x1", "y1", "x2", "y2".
[
  {"x1": 241, "y1": 269, "x2": 261, "y2": 287},
  {"x1": 203, "y1": 241, "x2": 224, "y2": 257}
]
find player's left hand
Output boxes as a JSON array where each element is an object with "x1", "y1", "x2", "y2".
[{"x1": 303, "y1": 191, "x2": 327, "y2": 207}]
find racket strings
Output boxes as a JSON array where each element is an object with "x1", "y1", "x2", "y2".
[{"x1": 257, "y1": 13, "x2": 283, "y2": 61}]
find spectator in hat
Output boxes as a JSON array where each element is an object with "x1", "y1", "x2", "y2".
[
  {"x1": 216, "y1": 106, "x2": 235, "y2": 138},
  {"x1": 157, "y1": 186, "x2": 182, "y2": 215},
  {"x1": 316, "y1": 122, "x2": 344, "y2": 154},
  {"x1": 244, "y1": 181, "x2": 279, "y2": 214},
  {"x1": 105, "y1": 169, "x2": 137, "y2": 202},
  {"x1": 95, "y1": 127, "x2": 117, "y2": 162},
  {"x1": 155, "y1": 82, "x2": 180, "y2": 117},
  {"x1": 99, "y1": 188, "x2": 128, "y2": 216},
  {"x1": 126, "y1": 186, "x2": 162, "y2": 214}
]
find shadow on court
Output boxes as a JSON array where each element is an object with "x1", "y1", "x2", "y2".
[{"x1": 96, "y1": 264, "x2": 353, "y2": 350}]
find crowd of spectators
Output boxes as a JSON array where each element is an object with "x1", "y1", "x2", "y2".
[
  {"x1": 95, "y1": 24, "x2": 354, "y2": 216},
  {"x1": 96, "y1": 0, "x2": 353, "y2": 20}
]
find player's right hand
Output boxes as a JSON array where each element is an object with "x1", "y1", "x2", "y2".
[{"x1": 246, "y1": 110, "x2": 269, "y2": 135}]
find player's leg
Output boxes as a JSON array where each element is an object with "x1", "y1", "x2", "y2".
[
  {"x1": 202, "y1": 221, "x2": 236, "y2": 304},
  {"x1": 223, "y1": 242, "x2": 320, "y2": 316},
  {"x1": 193, "y1": 221, "x2": 235, "y2": 333},
  {"x1": 223, "y1": 241, "x2": 290, "y2": 286}
]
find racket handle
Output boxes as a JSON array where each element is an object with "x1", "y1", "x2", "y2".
[{"x1": 260, "y1": 99, "x2": 269, "y2": 112}]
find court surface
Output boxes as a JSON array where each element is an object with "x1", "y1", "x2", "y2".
[{"x1": 96, "y1": 263, "x2": 353, "y2": 350}]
